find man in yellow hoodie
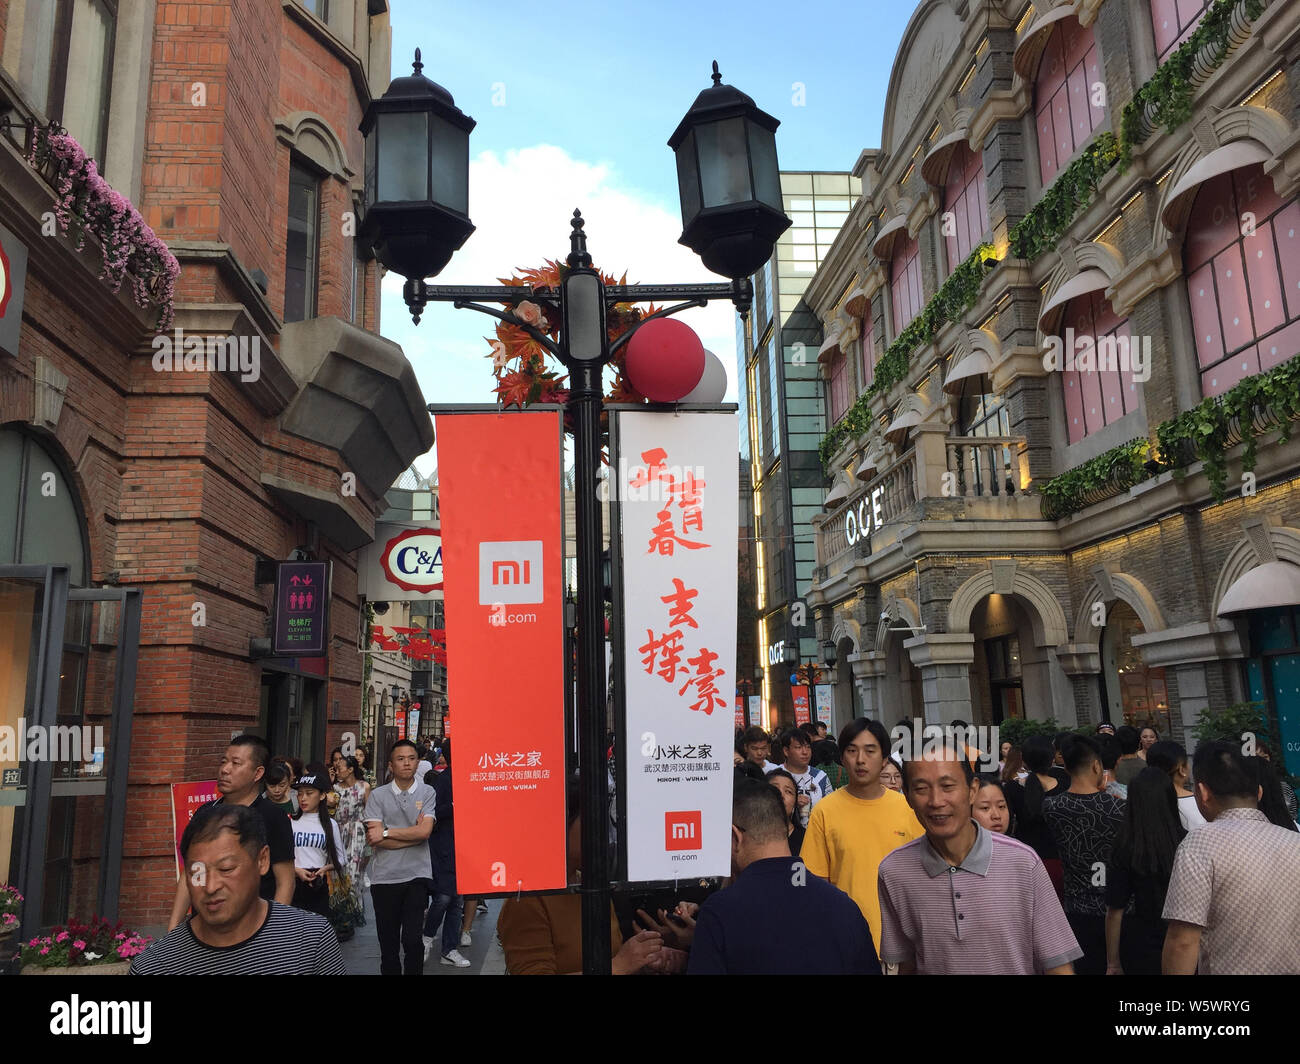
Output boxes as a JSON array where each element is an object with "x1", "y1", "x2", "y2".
[{"x1": 802, "y1": 718, "x2": 923, "y2": 948}]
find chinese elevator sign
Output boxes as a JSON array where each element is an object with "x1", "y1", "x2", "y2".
[
  {"x1": 436, "y1": 410, "x2": 567, "y2": 895},
  {"x1": 273, "y1": 561, "x2": 329, "y2": 656},
  {"x1": 0, "y1": 223, "x2": 28, "y2": 359},
  {"x1": 618, "y1": 410, "x2": 738, "y2": 881}
]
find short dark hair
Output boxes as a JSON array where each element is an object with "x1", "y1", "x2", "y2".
[
  {"x1": 1096, "y1": 734, "x2": 1122, "y2": 772},
  {"x1": 264, "y1": 760, "x2": 289, "y2": 787},
  {"x1": 742, "y1": 726, "x2": 769, "y2": 747},
  {"x1": 1021, "y1": 735, "x2": 1056, "y2": 774},
  {"x1": 838, "y1": 717, "x2": 891, "y2": 758},
  {"x1": 1115, "y1": 726, "x2": 1140, "y2": 755},
  {"x1": 1051, "y1": 731, "x2": 1074, "y2": 754},
  {"x1": 734, "y1": 760, "x2": 766, "y2": 784},
  {"x1": 780, "y1": 727, "x2": 811, "y2": 750},
  {"x1": 388, "y1": 739, "x2": 419, "y2": 761},
  {"x1": 1063, "y1": 735, "x2": 1101, "y2": 776},
  {"x1": 1192, "y1": 741, "x2": 1257, "y2": 802},
  {"x1": 734, "y1": 779, "x2": 789, "y2": 845},
  {"x1": 1146, "y1": 740, "x2": 1187, "y2": 777},
  {"x1": 228, "y1": 734, "x2": 270, "y2": 771},
  {"x1": 181, "y1": 802, "x2": 266, "y2": 860}
]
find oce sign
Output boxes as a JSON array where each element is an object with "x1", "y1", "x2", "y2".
[
  {"x1": 844, "y1": 487, "x2": 886, "y2": 547},
  {"x1": 765, "y1": 641, "x2": 787, "y2": 666}
]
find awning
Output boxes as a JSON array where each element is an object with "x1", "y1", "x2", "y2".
[
  {"x1": 943, "y1": 350, "x2": 994, "y2": 395},
  {"x1": 1162, "y1": 140, "x2": 1272, "y2": 230},
  {"x1": 818, "y1": 327, "x2": 844, "y2": 365},
  {"x1": 1013, "y1": 6, "x2": 1078, "y2": 80},
  {"x1": 884, "y1": 407, "x2": 922, "y2": 444},
  {"x1": 921, "y1": 128, "x2": 971, "y2": 187},
  {"x1": 1217, "y1": 561, "x2": 1300, "y2": 616},
  {"x1": 824, "y1": 478, "x2": 850, "y2": 509},
  {"x1": 872, "y1": 214, "x2": 909, "y2": 261},
  {"x1": 1039, "y1": 268, "x2": 1111, "y2": 330},
  {"x1": 844, "y1": 285, "x2": 869, "y2": 317},
  {"x1": 855, "y1": 446, "x2": 888, "y2": 481}
]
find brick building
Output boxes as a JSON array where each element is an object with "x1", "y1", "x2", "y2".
[
  {"x1": 0, "y1": 0, "x2": 431, "y2": 934},
  {"x1": 796, "y1": 0, "x2": 1300, "y2": 763}
]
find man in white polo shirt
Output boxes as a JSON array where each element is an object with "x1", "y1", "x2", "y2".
[{"x1": 363, "y1": 739, "x2": 436, "y2": 975}]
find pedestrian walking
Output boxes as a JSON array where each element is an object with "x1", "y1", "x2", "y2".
[
  {"x1": 291, "y1": 766, "x2": 346, "y2": 920},
  {"x1": 333, "y1": 754, "x2": 372, "y2": 921},
  {"x1": 131, "y1": 804, "x2": 346, "y2": 975},
  {"x1": 363, "y1": 739, "x2": 436, "y2": 975},
  {"x1": 422, "y1": 740, "x2": 470, "y2": 968}
]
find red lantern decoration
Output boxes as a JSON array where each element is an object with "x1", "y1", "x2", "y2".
[{"x1": 624, "y1": 318, "x2": 706, "y2": 402}]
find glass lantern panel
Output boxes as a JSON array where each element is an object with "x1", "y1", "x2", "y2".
[
  {"x1": 695, "y1": 117, "x2": 752, "y2": 207},
  {"x1": 748, "y1": 122, "x2": 781, "y2": 210},
  {"x1": 429, "y1": 112, "x2": 470, "y2": 215},
  {"x1": 675, "y1": 128, "x2": 700, "y2": 225},
  {"x1": 377, "y1": 110, "x2": 431, "y2": 203},
  {"x1": 365, "y1": 125, "x2": 377, "y2": 208}
]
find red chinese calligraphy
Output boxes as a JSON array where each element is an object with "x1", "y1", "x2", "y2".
[
  {"x1": 678, "y1": 647, "x2": 726, "y2": 715},
  {"x1": 639, "y1": 628, "x2": 686, "y2": 682},
  {"x1": 660, "y1": 577, "x2": 699, "y2": 629}
]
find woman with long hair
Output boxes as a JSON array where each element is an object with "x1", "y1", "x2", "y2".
[
  {"x1": 1146, "y1": 740, "x2": 1207, "y2": 831},
  {"x1": 764, "y1": 767, "x2": 805, "y2": 857},
  {"x1": 1137, "y1": 726, "x2": 1159, "y2": 761},
  {"x1": 1000, "y1": 745, "x2": 1026, "y2": 785},
  {"x1": 290, "y1": 765, "x2": 346, "y2": 926},
  {"x1": 1104, "y1": 766, "x2": 1186, "y2": 974},
  {"x1": 1004, "y1": 735, "x2": 1069, "y2": 899},
  {"x1": 333, "y1": 754, "x2": 372, "y2": 922}
]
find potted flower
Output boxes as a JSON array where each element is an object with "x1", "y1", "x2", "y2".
[
  {"x1": 0, "y1": 884, "x2": 21, "y2": 941},
  {"x1": 19, "y1": 916, "x2": 152, "y2": 975}
]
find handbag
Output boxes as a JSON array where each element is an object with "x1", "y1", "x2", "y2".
[{"x1": 326, "y1": 869, "x2": 361, "y2": 942}]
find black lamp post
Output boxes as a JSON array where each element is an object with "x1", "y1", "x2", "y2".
[
  {"x1": 822, "y1": 639, "x2": 837, "y2": 668},
  {"x1": 359, "y1": 56, "x2": 789, "y2": 976}
]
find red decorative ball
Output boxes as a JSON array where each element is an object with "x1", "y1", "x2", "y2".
[{"x1": 625, "y1": 318, "x2": 706, "y2": 402}]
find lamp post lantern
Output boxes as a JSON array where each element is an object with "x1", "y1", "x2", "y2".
[{"x1": 360, "y1": 56, "x2": 789, "y2": 975}]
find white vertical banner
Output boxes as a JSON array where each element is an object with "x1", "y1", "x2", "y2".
[
  {"x1": 618, "y1": 410, "x2": 737, "y2": 881},
  {"x1": 814, "y1": 684, "x2": 834, "y2": 727}
]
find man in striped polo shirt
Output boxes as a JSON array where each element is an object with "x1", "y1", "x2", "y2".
[
  {"x1": 130, "y1": 803, "x2": 346, "y2": 974},
  {"x1": 877, "y1": 743, "x2": 1081, "y2": 975}
]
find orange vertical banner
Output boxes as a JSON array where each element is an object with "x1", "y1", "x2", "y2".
[
  {"x1": 436, "y1": 410, "x2": 567, "y2": 895},
  {"x1": 792, "y1": 685, "x2": 811, "y2": 725}
]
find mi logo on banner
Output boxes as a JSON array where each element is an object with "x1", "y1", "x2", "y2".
[
  {"x1": 479, "y1": 541, "x2": 544, "y2": 605},
  {"x1": 664, "y1": 810, "x2": 702, "y2": 851}
]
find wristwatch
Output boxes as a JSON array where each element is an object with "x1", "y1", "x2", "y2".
[{"x1": 382, "y1": 827, "x2": 389, "y2": 839}]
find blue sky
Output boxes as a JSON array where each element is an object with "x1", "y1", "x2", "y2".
[{"x1": 382, "y1": 0, "x2": 918, "y2": 475}]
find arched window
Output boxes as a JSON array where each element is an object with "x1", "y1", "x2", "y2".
[
  {"x1": 1101, "y1": 600, "x2": 1170, "y2": 738},
  {"x1": 859, "y1": 314, "x2": 876, "y2": 392},
  {"x1": 1184, "y1": 163, "x2": 1300, "y2": 397},
  {"x1": 1033, "y1": 16, "x2": 1105, "y2": 187},
  {"x1": 944, "y1": 142, "x2": 991, "y2": 271},
  {"x1": 0, "y1": 427, "x2": 89, "y2": 585},
  {"x1": 827, "y1": 348, "x2": 850, "y2": 424},
  {"x1": 1059, "y1": 291, "x2": 1141, "y2": 444},
  {"x1": 890, "y1": 232, "x2": 923, "y2": 335},
  {"x1": 1150, "y1": 0, "x2": 1213, "y2": 63}
]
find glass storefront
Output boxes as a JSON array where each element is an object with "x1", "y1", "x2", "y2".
[{"x1": 1101, "y1": 601, "x2": 1170, "y2": 737}]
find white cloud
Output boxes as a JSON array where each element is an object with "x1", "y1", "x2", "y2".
[{"x1": 379, "y1": 144, "x2": 740, "y2": 478}]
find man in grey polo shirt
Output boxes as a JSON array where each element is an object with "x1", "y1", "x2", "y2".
[
  {"x1": 363, "y1": 739, "x2": 436, "y2": 975},
  {"x1": 1163, "y1": 741, "x2": 1300, "y2": 974},
  {"x1": 878, "y1": 743, "x2": 1081, "y2": 974}
]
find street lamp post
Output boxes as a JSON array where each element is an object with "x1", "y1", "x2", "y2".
[{"x1": 359, "y1": 54, "x2": 789, "y2": 975}]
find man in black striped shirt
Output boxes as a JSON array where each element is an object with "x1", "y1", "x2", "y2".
[{"x1": 131, "y1": 804, "x2": 346, "y2": 975}]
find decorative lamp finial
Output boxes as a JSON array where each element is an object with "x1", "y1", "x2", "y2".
[
  {"x1": 711, "y1": 60, "x2": 721, "y2": 86},
  {"x1": 567, "y1": 208, "x2": 592, "y2": 269},
  {"x1": 413, "y1": 48, "x2": 423, "y2": 75}
]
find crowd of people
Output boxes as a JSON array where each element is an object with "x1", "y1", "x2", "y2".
[{"x1": 126, "y1": 717, "x2": 1300, "y2": 975}]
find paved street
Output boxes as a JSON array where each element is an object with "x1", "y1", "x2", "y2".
[{"x1": 341, "y1": 893, "x2": 506, "y2": 975}]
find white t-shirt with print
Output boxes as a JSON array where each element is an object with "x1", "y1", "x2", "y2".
[{"x1": 292, "y1": 811, "x2": 345, "y2": 870}]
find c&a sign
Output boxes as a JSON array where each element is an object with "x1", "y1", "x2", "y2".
[
  {"x1": 0, "y1": 223, "x2": 29, "y2": 359},
  {"x1": 358, "y1": 523, "x2": 444, "y2": 601}
]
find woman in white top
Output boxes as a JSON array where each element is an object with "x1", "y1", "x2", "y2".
[
  {"x1": 291, "y1": 765, "x2": 346, "y2": 918},
  {"x1": 1145, "y1": 740, "x2": 1207, "y2": 831}
]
